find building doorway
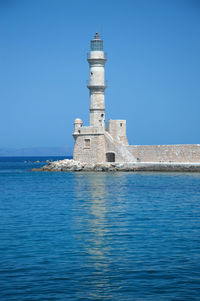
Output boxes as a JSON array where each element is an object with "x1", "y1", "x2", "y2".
[{"x1": 106, "y1": 152, "x2": 115, "y2": 162}]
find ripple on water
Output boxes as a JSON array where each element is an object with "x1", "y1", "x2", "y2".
[{"x1": 0, "y1": 160, "x2": 200, "y2": 300}]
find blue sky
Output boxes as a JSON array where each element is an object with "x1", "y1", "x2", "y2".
[{"x1": 0, "y1": 0, "x2": 200, "y2": 152}]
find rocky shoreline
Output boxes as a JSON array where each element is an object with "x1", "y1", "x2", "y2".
[{"x1": 31, "y1": 159, "x2": 200, "y2": 172}]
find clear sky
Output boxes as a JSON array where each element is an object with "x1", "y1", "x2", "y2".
[{"x1": 0, "y1": 0, "x2": 200, "y2": 152}]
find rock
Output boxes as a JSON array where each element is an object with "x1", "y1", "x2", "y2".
[
  {"x1": 83, "y1": 164, "x2": 95, "y2": 171},
  {"x1": 94, "y1": 165, "x2": 103, "y2": 172},
  {"x1": 30, "y1": 160, "x2": 200, "y2": 173}
]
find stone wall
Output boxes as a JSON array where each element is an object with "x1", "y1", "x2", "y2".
[
  {"x1": 105, "y1": 132, "x2": 136, "y2": 162},
  {"x1": 128, "y1": 144, "x2": 200, "y2": 163},
  {"x1": 104, "y1": 132, "x2": 125, "y2": 162},
  {"x1": 73, "y1": 134, "x2": 106, "y2": 163},
  {"x1": 108, "y1": 120, "x2": 128, "y2": 145}
]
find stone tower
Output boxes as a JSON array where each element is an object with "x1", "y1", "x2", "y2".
[
  {"x1": 73, "y1": 33, "x2": 131, "y2": 164},
  {"x1": 87, "y1": 32, "x2": 107, "y2": 129},
  {"x1": 72, "y1": 33, "x2": 107, "y2": 163}
]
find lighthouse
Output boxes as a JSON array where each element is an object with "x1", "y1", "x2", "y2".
[
  {"x1": 71, "y1": 33, "x2": 200, "y2": 165},
  {"x1": 73, "y1": 33, "x2": 130, "y2": 164},
  {"x1": 87, "y1": 32, "x2": 107, "y2": 129}
]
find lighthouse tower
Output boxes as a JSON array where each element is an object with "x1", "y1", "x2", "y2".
[
  {"x1": 73, "y1": 33, "x2": 131, "y2": 164},
  {"x1": 72, "y1": 33, "x2": 107, "y2": 163},
  {"x1": 87, "y1": 32, "x2": 107, "y2": 129}
]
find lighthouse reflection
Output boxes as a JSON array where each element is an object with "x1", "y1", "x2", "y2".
[{"x1": 73, "y1": 173, "x2": 128, "y2": 300}]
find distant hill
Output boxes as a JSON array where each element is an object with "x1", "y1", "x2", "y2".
[{"x1": 0, "y1": 147, "x2": 73, "y2": 157}]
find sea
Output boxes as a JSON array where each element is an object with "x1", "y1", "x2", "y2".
[{"x1": 0, "y1": 156, "x2": 200, "y2": 300}]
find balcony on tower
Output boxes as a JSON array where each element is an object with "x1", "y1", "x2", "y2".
[{"x1": 86, "y1": 79, "x2": 107, "y2": 91}]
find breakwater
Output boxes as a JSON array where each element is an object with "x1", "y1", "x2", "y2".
[{"x1": 31, "y1": 159, "x2": 200, "y2": 172}]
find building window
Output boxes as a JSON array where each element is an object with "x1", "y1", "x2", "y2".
[
  {"x1": 85, "y1": 139, "x2": 90, "y2": 147},
  {"x1": 120, "y1": 123, "x2": 123, "y2": 127},
  {"x1": 101, "y1": 114, "x2": 104, "y2": 117}
]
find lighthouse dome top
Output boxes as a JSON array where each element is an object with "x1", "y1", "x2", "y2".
[{"x1": 74, "y1": 118, "x2": 83, "y2": 124}]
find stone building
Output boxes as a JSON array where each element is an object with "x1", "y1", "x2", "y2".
[{"x1": 73, "y1": 33, "x2": 200, "y2": 163}]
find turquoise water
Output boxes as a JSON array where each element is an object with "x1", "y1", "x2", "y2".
[{"x1": 0, "y1": 157, "x2": 200, "y2": 300}]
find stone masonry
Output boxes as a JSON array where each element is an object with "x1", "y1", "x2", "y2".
[{"x1": 72, "y1": 33, "x2": 200, "y2": 164}]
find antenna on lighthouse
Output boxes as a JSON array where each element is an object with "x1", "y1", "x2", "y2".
[{"x1": 100, "y1": 25, "x2": 103, "y2": 40}]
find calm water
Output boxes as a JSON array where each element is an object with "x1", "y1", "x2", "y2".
[{"x1": 0, "y1": 157, "x2": 200, "y2": 300}]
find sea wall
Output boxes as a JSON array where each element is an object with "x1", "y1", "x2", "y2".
[
  {"x1": 31, "y1": 159, "x2": 200, "y2": 172},
  {"x1": 128, "y1": 144, "x2": 200, "y2": 163}
]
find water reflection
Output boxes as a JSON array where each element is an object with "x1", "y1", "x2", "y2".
[
  {"x1": 73, "y1": 173, "x2": 128, "y2": 299},
  {"x1": 73, "y1": 173, "x2": 112, "y2": 299}
]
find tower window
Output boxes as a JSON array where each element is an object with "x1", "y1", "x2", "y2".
[{"x1": 85, "y1": 139, "x2": 90, "y2": 147}]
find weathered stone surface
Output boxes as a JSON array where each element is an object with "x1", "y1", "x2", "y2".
[
  {"x1": 128, "y1": 144, "x2": 200, "y2": 163},
  {"x1": 31, "y1": 159, "x2": 200, "y2": 172},
  {"x1": 71, "y1": 35, "x2": 200, "y2": 166}
]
